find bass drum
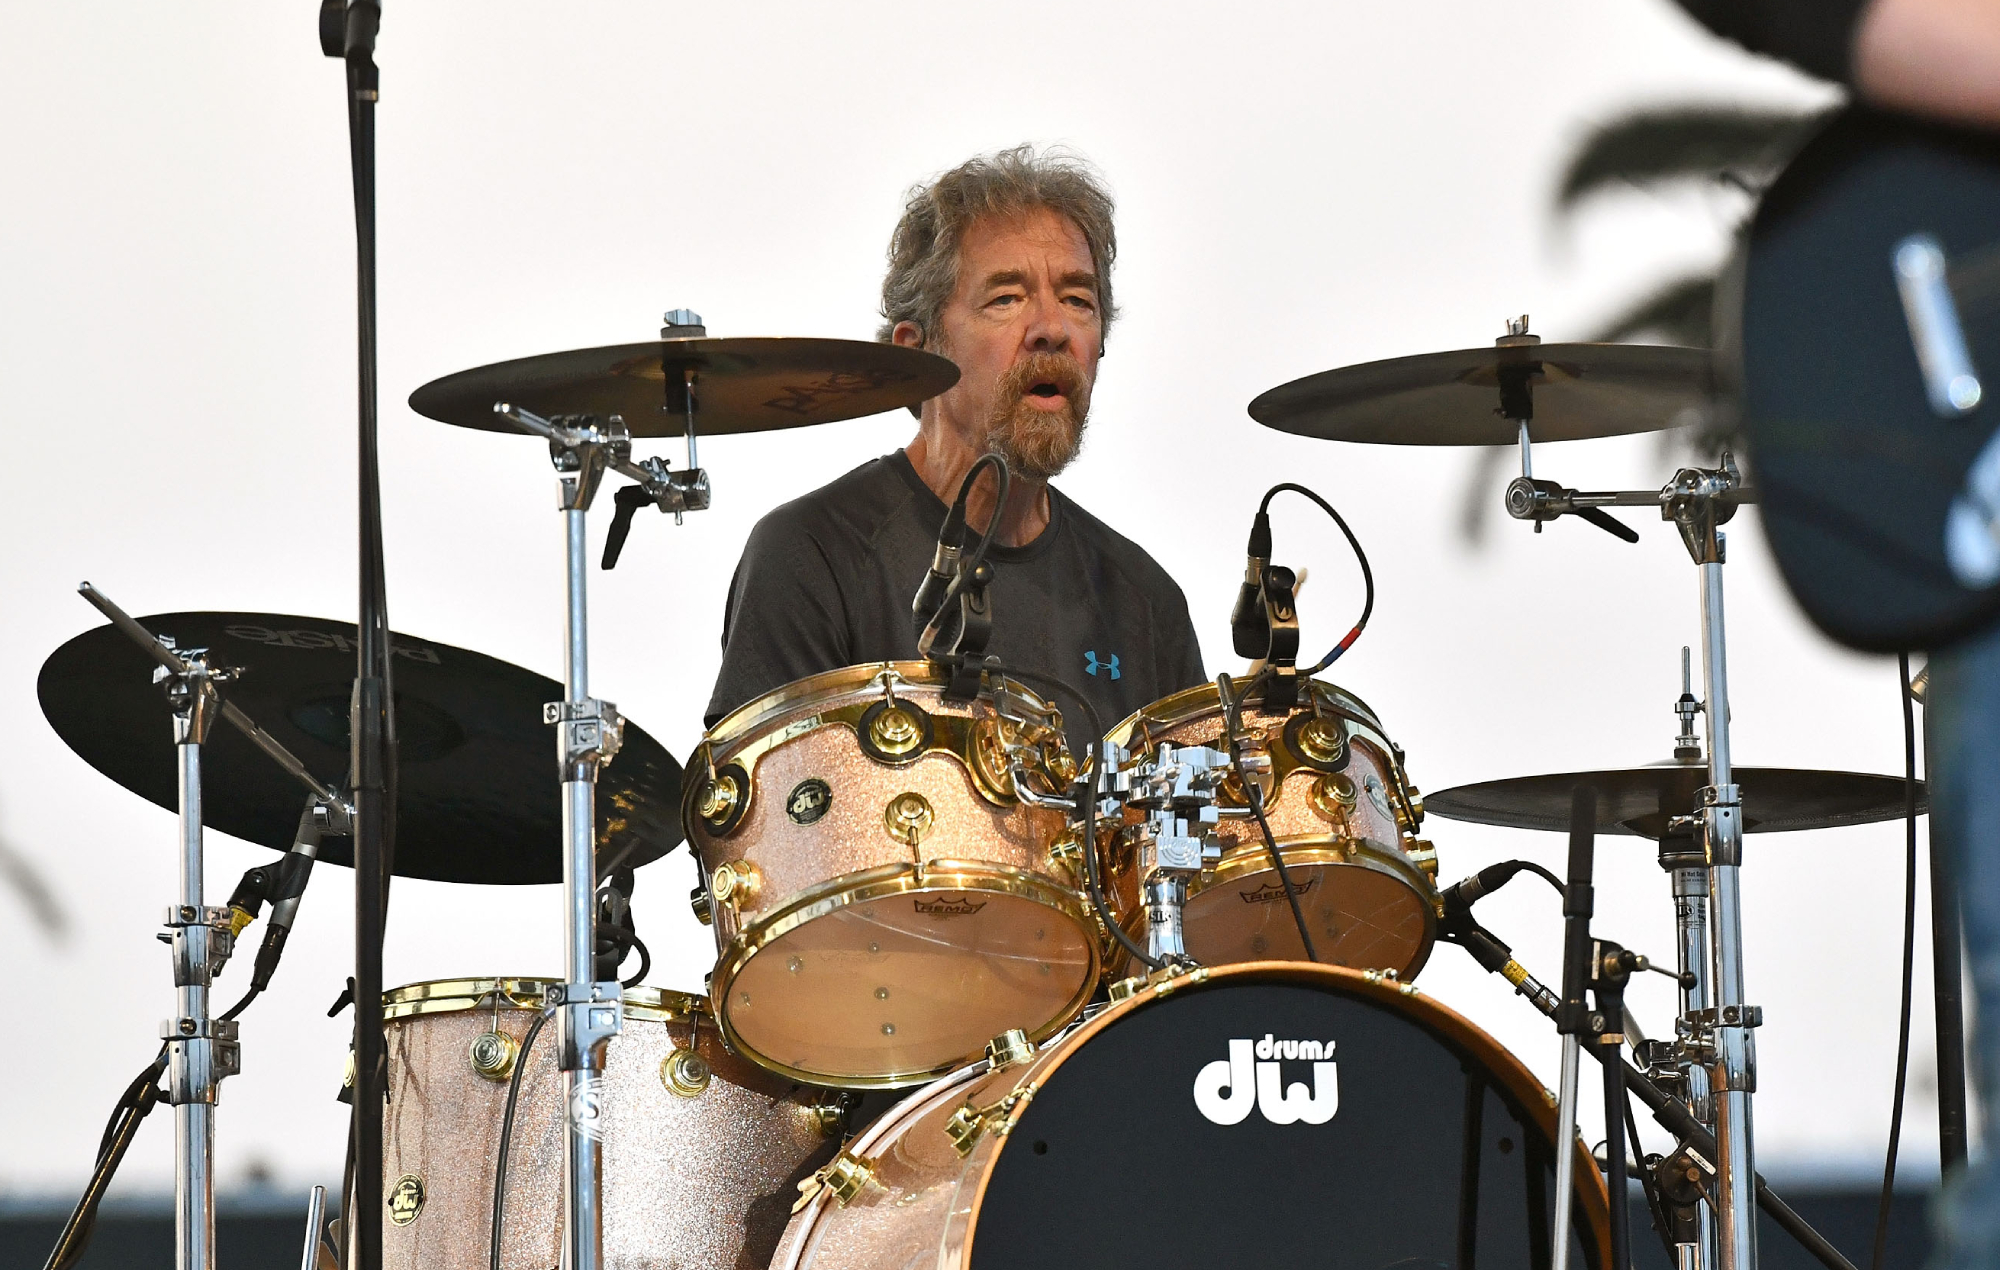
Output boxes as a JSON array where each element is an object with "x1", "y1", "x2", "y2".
[
  {"x1": 1103, "y1": 678, "x2": 1439, "y2": 977},
  {"x1": 773, "y1": 963, "x2": 1609, "y2": 1270},
  {"x1": 375, "y1": 978, "x2": 848, "y2": 1270}
]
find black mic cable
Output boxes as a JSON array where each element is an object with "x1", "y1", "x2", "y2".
[
  {"x1": 1243, "y1": 483, "x2": 1376, "y2": 672},
  {"x1": 917, "y1": 454, "x2": 1010, "y2": 658},
  {"x1": 1216, "y1": 672, "x2": 1317, "y2": 962}
]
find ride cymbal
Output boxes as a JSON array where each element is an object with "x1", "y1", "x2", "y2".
[
  {"x1": 409, "y1": 337, "x2": 959, "y2": 436},
  {"x1": 1249, "y1": 339, "x2": 1714, "y2": 446},
  {"x1": 38, "y1": 613, "x2": 683, "y2": 883},
  {"x1": 1425, "y1": 762, "x2": 1922, "y2": 839}
]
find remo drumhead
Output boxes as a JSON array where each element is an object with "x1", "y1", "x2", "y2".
[{"x1": 775, "y1": 962, "x2": 1610, "y2": 1270}]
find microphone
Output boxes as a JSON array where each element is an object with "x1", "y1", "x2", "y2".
[
  {"x1": 224, "y1": 796, "x2": 330, "y2": 993},
  {"x1": 1438, "y1": 860, "x2": 1533, "y2": 934},
  {"x1": 1229, "y1": 509, "x2": 1274, "y2": 658},
  {"x1": 911, "y1": 500, "x2": 967, "y2": 643}
]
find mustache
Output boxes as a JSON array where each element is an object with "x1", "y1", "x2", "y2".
[{"x1": 997, "y1": 352, "x2": 1086, "y2": 403}]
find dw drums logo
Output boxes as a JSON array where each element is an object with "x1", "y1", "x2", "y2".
[{"x1": 1192, "y1": 1034, "x2": 1340, "y2": 1125}]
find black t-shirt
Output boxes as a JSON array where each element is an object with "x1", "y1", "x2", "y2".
[
  {"x1": 704, "y1": 451, "x2": 1207, "y2": 735},
  {"x1": 1676, "y1": 0, "x2": 1870, "y2": 83}
]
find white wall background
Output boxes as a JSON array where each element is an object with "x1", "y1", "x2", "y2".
[{"x1": 1, "y1": 0, "x2": 1933, "y2": 1203}]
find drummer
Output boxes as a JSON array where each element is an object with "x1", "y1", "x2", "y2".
[{"x1": 704, "y1": 145, "x2": 1206, "y2": 730}]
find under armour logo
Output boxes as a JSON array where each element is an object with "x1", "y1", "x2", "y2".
[{"x1": 1084, "y1": 650, "x2": 1120, "y2": 680}]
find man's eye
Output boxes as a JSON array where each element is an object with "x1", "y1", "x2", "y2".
[
  {"x1": 1063, "y1": 295, "x2": 1097, "y2": 312},
  {"x1": 988, "y1": 293, "x2": 1022, "y2": 307}
]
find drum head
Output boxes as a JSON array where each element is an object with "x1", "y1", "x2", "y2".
[
  {"x1": 721, "y1": 889, "x2": 1096, "y2": 1086},
  {"x1": 968, "y1": 974, "x2": 1604, "y2": 1269},
  {"x1": 1183, "y1": 857, "x2": 1433, "y2": 975}
]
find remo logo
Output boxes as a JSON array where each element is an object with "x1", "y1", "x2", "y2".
[{"x1": 1192, "y1": 1034, "x2": 1340, "y2": 1126}]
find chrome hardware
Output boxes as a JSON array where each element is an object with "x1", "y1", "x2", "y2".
[{"x1": 1893, "y1": 234, "x2": 1982, "y2": 417}]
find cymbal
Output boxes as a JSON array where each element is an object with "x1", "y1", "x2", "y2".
[
  {"x1": 1248, "y1": 341, "x2": 1715, "y2": 446},
  {"x1": 409, "y1": 337, "x2": 960, "y2": 437},
  {"x1": 1424, "y1": 762, "x2": 1922, "y2": 839},
  {"x1": 38, "y1": 613, "x2": 683, "y2": 884}
]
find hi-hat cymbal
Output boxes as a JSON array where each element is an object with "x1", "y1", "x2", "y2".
[
  {"x1": 409, "y1": 337, "x2": 960, "y2": 436},
  {"x1": 1248, "y1": 341, "x2": 1715, "y2": 446},
  {"x1": 1425, "y1": 762, "x2": 1922, "y2": 839},
  {"x1": 38, "y1": 613, "x2": 683, "y2": 884}
]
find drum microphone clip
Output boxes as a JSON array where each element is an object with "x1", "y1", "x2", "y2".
[{"x1": 1228, "y1": 509, "x2": 1302, "y2": 710}]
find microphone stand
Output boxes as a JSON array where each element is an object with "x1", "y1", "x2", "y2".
[
  {"x1": 1550, "y1": 785, "x2": 1597, "y2": 1270},
  {"x1": 1443, "y1": 920, "x2": 1858, "y2": 1270},
  {"x1": 319, "y1": 7, "x2": 391, "y2": 1270}
]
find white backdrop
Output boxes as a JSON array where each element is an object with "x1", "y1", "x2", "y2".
[{"x1": 2, "y1": 1, "x2": 1933, "y2": 1202}]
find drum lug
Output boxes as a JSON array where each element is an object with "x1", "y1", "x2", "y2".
[
  {"x1": 1404, "y1": 838, "x2": 1439, "y2": 878},
  {"x1": 883, "y1": 792, "x2": 937, "y2": 847},
  {"x1": 808, "y1": 1090, "x2": 858, "y2": 1139},
  {"x1": 1363, "y1": 967, "x2": 1421, "y2": 997},
  {"x1": 984, "y1": 1028, "x2": 1035, "y2": 1071},
  {"x1": 943, "y1": 1079, "x2": 1041, "y2": 1157},
  {"x1": 659, "y1": 1046, "x2": 712, "y2": 1097},
  {"x1": 794, "y1": 1148, "x2": 878, "y2": 1212},
  {"x1": 709, "y1": 860, "x2": 762, "y2": 915},
  {"x1": 468, "y1": 1030, "x2": 520, "y2": 1082}
]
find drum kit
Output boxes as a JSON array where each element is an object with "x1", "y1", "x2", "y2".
[{"x1": 33, "y1": 308, "x2": 1927, "y2": 1270}]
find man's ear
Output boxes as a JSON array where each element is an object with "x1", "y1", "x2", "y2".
[{"x1": 891, "y1": 320, "x2": 924, "y2": 349}]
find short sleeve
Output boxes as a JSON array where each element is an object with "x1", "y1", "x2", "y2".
[{"x1": 704, "y1": 511, "x2": 852, "y2": 725}]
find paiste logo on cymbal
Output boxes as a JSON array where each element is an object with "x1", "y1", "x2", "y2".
[{"x1": 1192, "y1": 1034, "x2": 1340, "y2": 1126}]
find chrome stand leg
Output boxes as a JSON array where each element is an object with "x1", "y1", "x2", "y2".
[
  {"x1": 1550, "y1": 1032, "x2": 1583, "y2": 1270},
  {"x1": 550, "y1": 493, "x2": 622, "y2": 1270},
  {"x1": 1699, "y1": 557, "x2": 1758, "y2": 1270},
  {"x1": 1671, "y1": 863, "x2": 1719, "y2": 1270},
  {"x1": 161, "y1": 658, "x2": 237, "y2": 1270}
]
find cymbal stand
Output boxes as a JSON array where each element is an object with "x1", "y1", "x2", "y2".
[
  {"x1": 1653, "y1": 647, "x2": 1719, "y2": 1270},
  {"x1": 493, "y1": 394, "x2": 708, "y2": 1270},
  {"x1": 71, "y1": 584, "x2": 349, "y2": 1270},
  {"x1": 1507, "y1": 451, "x2": 1763, "y2": 1270}
]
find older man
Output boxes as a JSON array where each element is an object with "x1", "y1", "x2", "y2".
[{"x1": 704, "y1": 146, "x2": 1205, "y2": 729}]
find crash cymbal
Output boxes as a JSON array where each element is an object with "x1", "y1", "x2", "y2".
[
  {"x1": 409, "y1": 337, "x2": 960, "y2": 437},
  {"x1": 1248, "y1": 339, "x2": 1714, "y2": 446},
  {"x1": 38, "y1": 613, "x2": 683, "y2": 883},
  {"x1": 1425, "y1": 761, "x2": 1923, "y2": 839}
]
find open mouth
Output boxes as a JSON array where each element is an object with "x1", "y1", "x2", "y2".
[{"x1": 1027, "y1": 381, "x2": 1063, "y2": 400}]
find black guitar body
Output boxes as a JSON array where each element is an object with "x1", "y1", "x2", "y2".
[{"x1": 1738, "y1": 107, "x2": 2000, "y2": 651}]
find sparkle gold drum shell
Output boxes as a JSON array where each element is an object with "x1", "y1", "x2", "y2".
[
  {"x1": 377, "y1": 978, "x2": 844, "y2": 1270},
  {"x1": 686, "y1": 663, "x2": 1098, "y2": 1089},
  {"x1": 770, "y1": 962, "x2": 1611, "y2": 1270},
  {"x1": 1103, "y1": 678, "x2": 1439, "y2": 976}
]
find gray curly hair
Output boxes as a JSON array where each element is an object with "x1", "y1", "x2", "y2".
[{"x1": 877, "y1": 145, "x2": 1118, "y2": 351}]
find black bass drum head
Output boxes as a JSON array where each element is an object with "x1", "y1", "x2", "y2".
[{"x1": 969, "y1": 967, "x2": 1607, "y2": 1270}]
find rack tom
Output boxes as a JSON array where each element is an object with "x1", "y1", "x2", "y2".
[
  {"x1": 1104, "y1": 678, "x2": 1439, "y2": 976},
  {"x1": 686, "y1": 663, "x2": 1099, "y2": 1088},
  {"x1": 376, "y1": 977, "x2": 845, "y2": 1270}
]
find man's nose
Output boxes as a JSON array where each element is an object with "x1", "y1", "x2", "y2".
[{"x1": 1021, "y1": 293, "x2": 1071, "y2": 352}]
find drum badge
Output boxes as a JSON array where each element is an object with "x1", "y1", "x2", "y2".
[
  {"x1": 387, "y1": 1173, "x2": 425, "y2": 1226},
  {"x1": 569, "y1": 1073, "x2": 608, "y2": 1141},
  {"x1": 787, "y1": 778, "x2": 833, "y2": 825},
  {"x1": 1192, "y1": 1035, "x2": 1340, "y2": 1126}
]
